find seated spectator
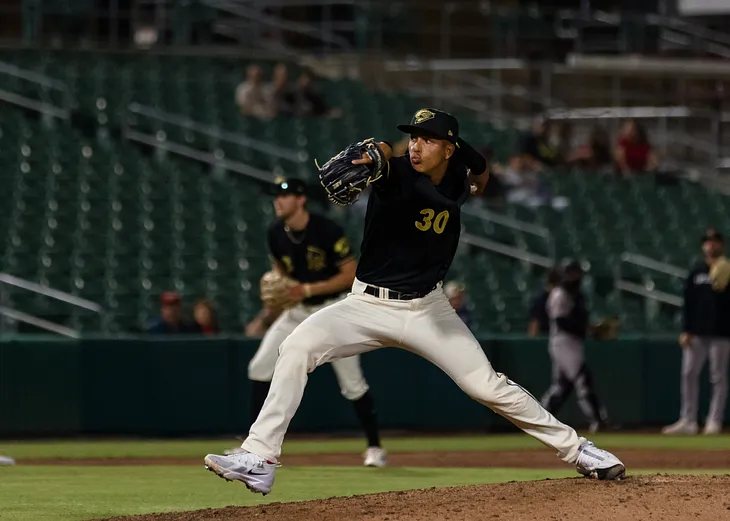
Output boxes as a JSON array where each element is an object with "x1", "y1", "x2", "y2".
[
  {"x1": 235, "y1": 64, "x2": 273, "y2": 119},
  {"x1": 520, "y1": 116, "x2": 563, "y2": 169},
  {"x1": 613, "y1": 119, "x2": 659, "y2": 176},
  {"x1": 146, "y1": 292, "x2": 200, "y2": 334},
  {"x1": 267, "y1": 62, "x2": 295, "y2": 116},
  {"x1": 528, "y1": 267, "x2": 562, "y2": 337},
  {"x1": 193, "y1": 298, "x2": 219, "y2": 335},
  {"x1": 568, "y1": 124, "x2": 613, "y2": 172},
  {"x1": 291, "y1": 70, "x2": 342, "y2": 118},
  {"x1": 445, "y1": 281, "x2": 470, "y2": 327}
]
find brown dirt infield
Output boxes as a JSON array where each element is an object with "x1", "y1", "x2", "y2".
[
  {"x1": 100, "y1": 475, "x2": 730, "y2": 521},
  {"x1": 19, "y1": 448, "x2": 730, "y2": 469}
]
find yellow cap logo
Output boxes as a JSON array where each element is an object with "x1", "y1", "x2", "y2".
[
  {"x1": 448, "y1": 130, "x2": 453, "y2": 136},
  {"x1": 414, "y1": 109, "x2": 435, "y2": 124}
]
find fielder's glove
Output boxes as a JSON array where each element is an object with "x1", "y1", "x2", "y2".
[
  {"x1": 589, "y1": 317, "x2": 620, "y2": 340},
  {"x1": 710, "y1": 256, "x2": 730, "y2": 292},
  {"x1": 260, "y1": 270, "x2": 300, "y2": 310},
  {"x1": 316, "y1": 138, "x2": 387, "y2": 206}
]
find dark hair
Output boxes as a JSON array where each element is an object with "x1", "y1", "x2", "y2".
[
  {"x1": 547, "y1": 267, "x2": 562, "y2": 286},
  {"x1": 626, "y1": 119, "x2": 649, "y2": 146}
]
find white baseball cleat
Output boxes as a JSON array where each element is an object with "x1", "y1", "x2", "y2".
[
  {"x1": 363, "y1": 446, "x2": 387, "y2": 467},
  {"x1": 0, "y1": 455, "x2": 15, "y2": 466},
  {"x1": 661, "y1": 419, "x2": 699, "y2": 435},
  {"x1": 575, "y1": 441, "x2": 626, "y2": 481},
  {"x1": 204, "y1": 451, "x2": 277, "y2": 495},
  {"x1": 703, "y1": 420, "x2": 722, "y2": 435}
]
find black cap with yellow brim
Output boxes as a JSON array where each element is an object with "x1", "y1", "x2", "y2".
[{"x1": 396, "y1": 108, "x2": 487, "y2": 175}]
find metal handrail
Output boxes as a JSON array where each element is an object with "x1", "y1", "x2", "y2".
[
  {"x1": 0, "y1": 306, "x2": 80, "y2": 338},
  {"x1": 124, "y1": 128, "x2": 276, "y2": 184},
  {"x1": 619, "y1": 253, "x2": 689, "y2": 279},
  {"x1": 462, "y1": 206, "x2": 556, "y2": 262},
  {"x1": 203, "y1": 0, "x2": 352, "y2": 50},
  {"x1": 0, "y1": 61, "x2": 69, "y2": 93},
  {"x1": 0, "y1": 273, "x2": 103, "y2": 313},
  {"x1": 127, "y1": 103, "x2": 305, "y2": 163},
  {"x1": 0, "y1": 60, "x2": 73, "y2": 119},
  {"x1": 460, "y1": 232, "x2": 554, "y2": 268},
  {"x1": 614, "y1": 253, "x2": 687, "y2": 308},
  {"x1": 0, "y1": 89, "x2": 70, "y2": 119}
]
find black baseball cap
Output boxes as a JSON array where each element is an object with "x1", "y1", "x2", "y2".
[
  {"x1": 396, "y1": 108, "x2": 487, "y2": 175},
  {"x1": 270, "y1": 177, "x2": 307, "y2": 196},
  {"x1": 562, "y1": 260, "x2": 585, "y2": 274},
  {"x1": 701, "y1": 228, "x2": 724, "y2": 244}
]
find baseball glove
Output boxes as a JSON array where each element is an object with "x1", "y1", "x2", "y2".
[
  {"x1": 316, "y1": 138, "x2": 387, "y2": 206},
  {"x1": 590, "y1": 317, "x2": 620, "y2": 340},
  {"x1": 710, "y1": 256, "x2": 730, "y2": 292},
  {"x1": 260, "y1": 270, "x2": 299, "y2": 310}
]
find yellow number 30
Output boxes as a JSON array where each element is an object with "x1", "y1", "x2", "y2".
[{"x1": 415, "y1": 208, "x2": 450, "y2": 234}]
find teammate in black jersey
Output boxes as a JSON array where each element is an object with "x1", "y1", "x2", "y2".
[
  {"x1": 244, "y1": 178, "x2": 386, "y2": 467},
  {"x1": 206, "y1": 109, "x2": 626, "y2": 494}
]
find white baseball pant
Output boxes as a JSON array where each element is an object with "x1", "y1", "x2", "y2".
[
  {"x1": 248, "y1": 298, "x2": 369, "y2": 401},
  {"x1": 242, "y1": 279, "x2": 586, "y2": 462}
]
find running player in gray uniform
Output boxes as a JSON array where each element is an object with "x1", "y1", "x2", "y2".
[
  {"x1": 203, "y1": 108, "x2": 626, "y2": 495},
  {"x1": 663, "y1": 229, "x2": 730, "y2": 435},
  {"x1": 540, "y1": 261, "x2": 609, "y2": 433}
]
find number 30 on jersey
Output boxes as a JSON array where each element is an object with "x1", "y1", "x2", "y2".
[{"x1": 415, "y1": 208, "x2": 450, "y2": 234}]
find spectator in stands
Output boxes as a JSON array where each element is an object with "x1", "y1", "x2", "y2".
[
  {"x1": 568, "y1": 124, "x2": 613, "y2": 172},
  {"x1": 193, "y1": 298, "x2": 220, "y2": 335},
  {"x1": 520, "y1": 116, "x2": 563, "y2": 169},
  {"x1": 267, "y1": 63, "x2": 295, "y2": 116},
  {"x1": 528, "y1": 267, "x2": 563, "y2": 337},
  {"x1": 245, "y1": 307, "x2": 282, "y2": 338},
  {"x1": 235, "y1": 64, "x2": 273, "y2": 119},
  {"x1": 146, "y1": 292, "x2": 200, "y2": 334},
  {"x1": 291, "y1": 70, "x2": 342, "y2": 119},
  {"x1": 613, "y1": 119, "x2": 659, "y2": 176},
  {"x1": 445, "y1": 281, "x2": 470, "y2": 327}
]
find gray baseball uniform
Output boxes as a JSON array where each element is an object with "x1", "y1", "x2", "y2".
[
  {"x1": 540, "y1": 286, "x2": 608, "y2": 428},
  {"x1": 680, "y1": 336, "x2": 730, "y2": 424}
]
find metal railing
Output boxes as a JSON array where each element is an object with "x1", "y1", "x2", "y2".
[
  {"x1": 124, "y1": 103, "x2": 306, "y2": 184},
  {"x1": 614, "y1": 253, "x2": 686, "y2": 331},
  {"x1": 127, "y1": 103, "x2": 305, "y2": 163},
  {"x1": 0, "y1": 60, "x2": 73, "y2": 119},
  {"x1": 460, "y1": 206, "x2": 556, "y2": 268},
  {"x1": 0, "y1": 273, "x2": 104, "y2": 338}
]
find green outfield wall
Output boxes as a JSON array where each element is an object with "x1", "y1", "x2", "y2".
[{"x1": 0, "y1": 335, "x2": 710, "y2": 437}]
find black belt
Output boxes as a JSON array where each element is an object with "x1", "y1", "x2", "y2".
[{"x1": 363, "y1": 284, "x2": 436, "y2": 301}]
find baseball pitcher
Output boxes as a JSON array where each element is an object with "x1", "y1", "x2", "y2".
[{"x1": 204, "y1": 109, "x2": 625, "y2": 495}]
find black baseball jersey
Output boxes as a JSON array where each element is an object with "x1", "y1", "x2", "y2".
[
  {"x1": 683, "y1": 259, "x2": 730, "y2": 338},
  {"x1": 356, "y1": 154, "x2": 471, "y2": 294},
  {"x1": 267, "y1": 213, "x2": 354, "y2": 305}
]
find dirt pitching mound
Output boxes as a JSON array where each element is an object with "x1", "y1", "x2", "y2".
[{"x1": 101, "y1": 474, "x2": 730, "y2": 521}]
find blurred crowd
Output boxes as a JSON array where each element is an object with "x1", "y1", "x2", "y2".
[
  {"x1": 235, "y1": 63, "x2": 342, "y2": 120},
  {"x1": 475, "y1": 117, "x2": 660, "y2": 210}
]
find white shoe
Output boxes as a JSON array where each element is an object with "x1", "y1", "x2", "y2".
[
  {"x1": 704, "y1": 421, "x2": 722, "y2": 435},
  {"x1": 224, "y1": 446, "x2": 283, "y2": 467},
  {"x1": 363, "y1": 447, "x2": 387, "y2": 467},
  {"x1": 575, "y1": 441, "x2": 626, "y2": 481},
  {"x1": 661, "y1": 419, "x2": 699, "y2": 435},
  {"x1": 0, "y1": 455, "x2": 14, "y2": 466},
  {"x1": 204, "y1": 451, "x2": 276, "y2": 495}
]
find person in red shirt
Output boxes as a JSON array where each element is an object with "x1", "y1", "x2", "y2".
[{"x1": 614, "y1": 119, "x2": 659, "y2": 175}]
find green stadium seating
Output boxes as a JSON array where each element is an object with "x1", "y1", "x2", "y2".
[{"x1": 1, "y1": 50, "x2": 728, "y2": 334}]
